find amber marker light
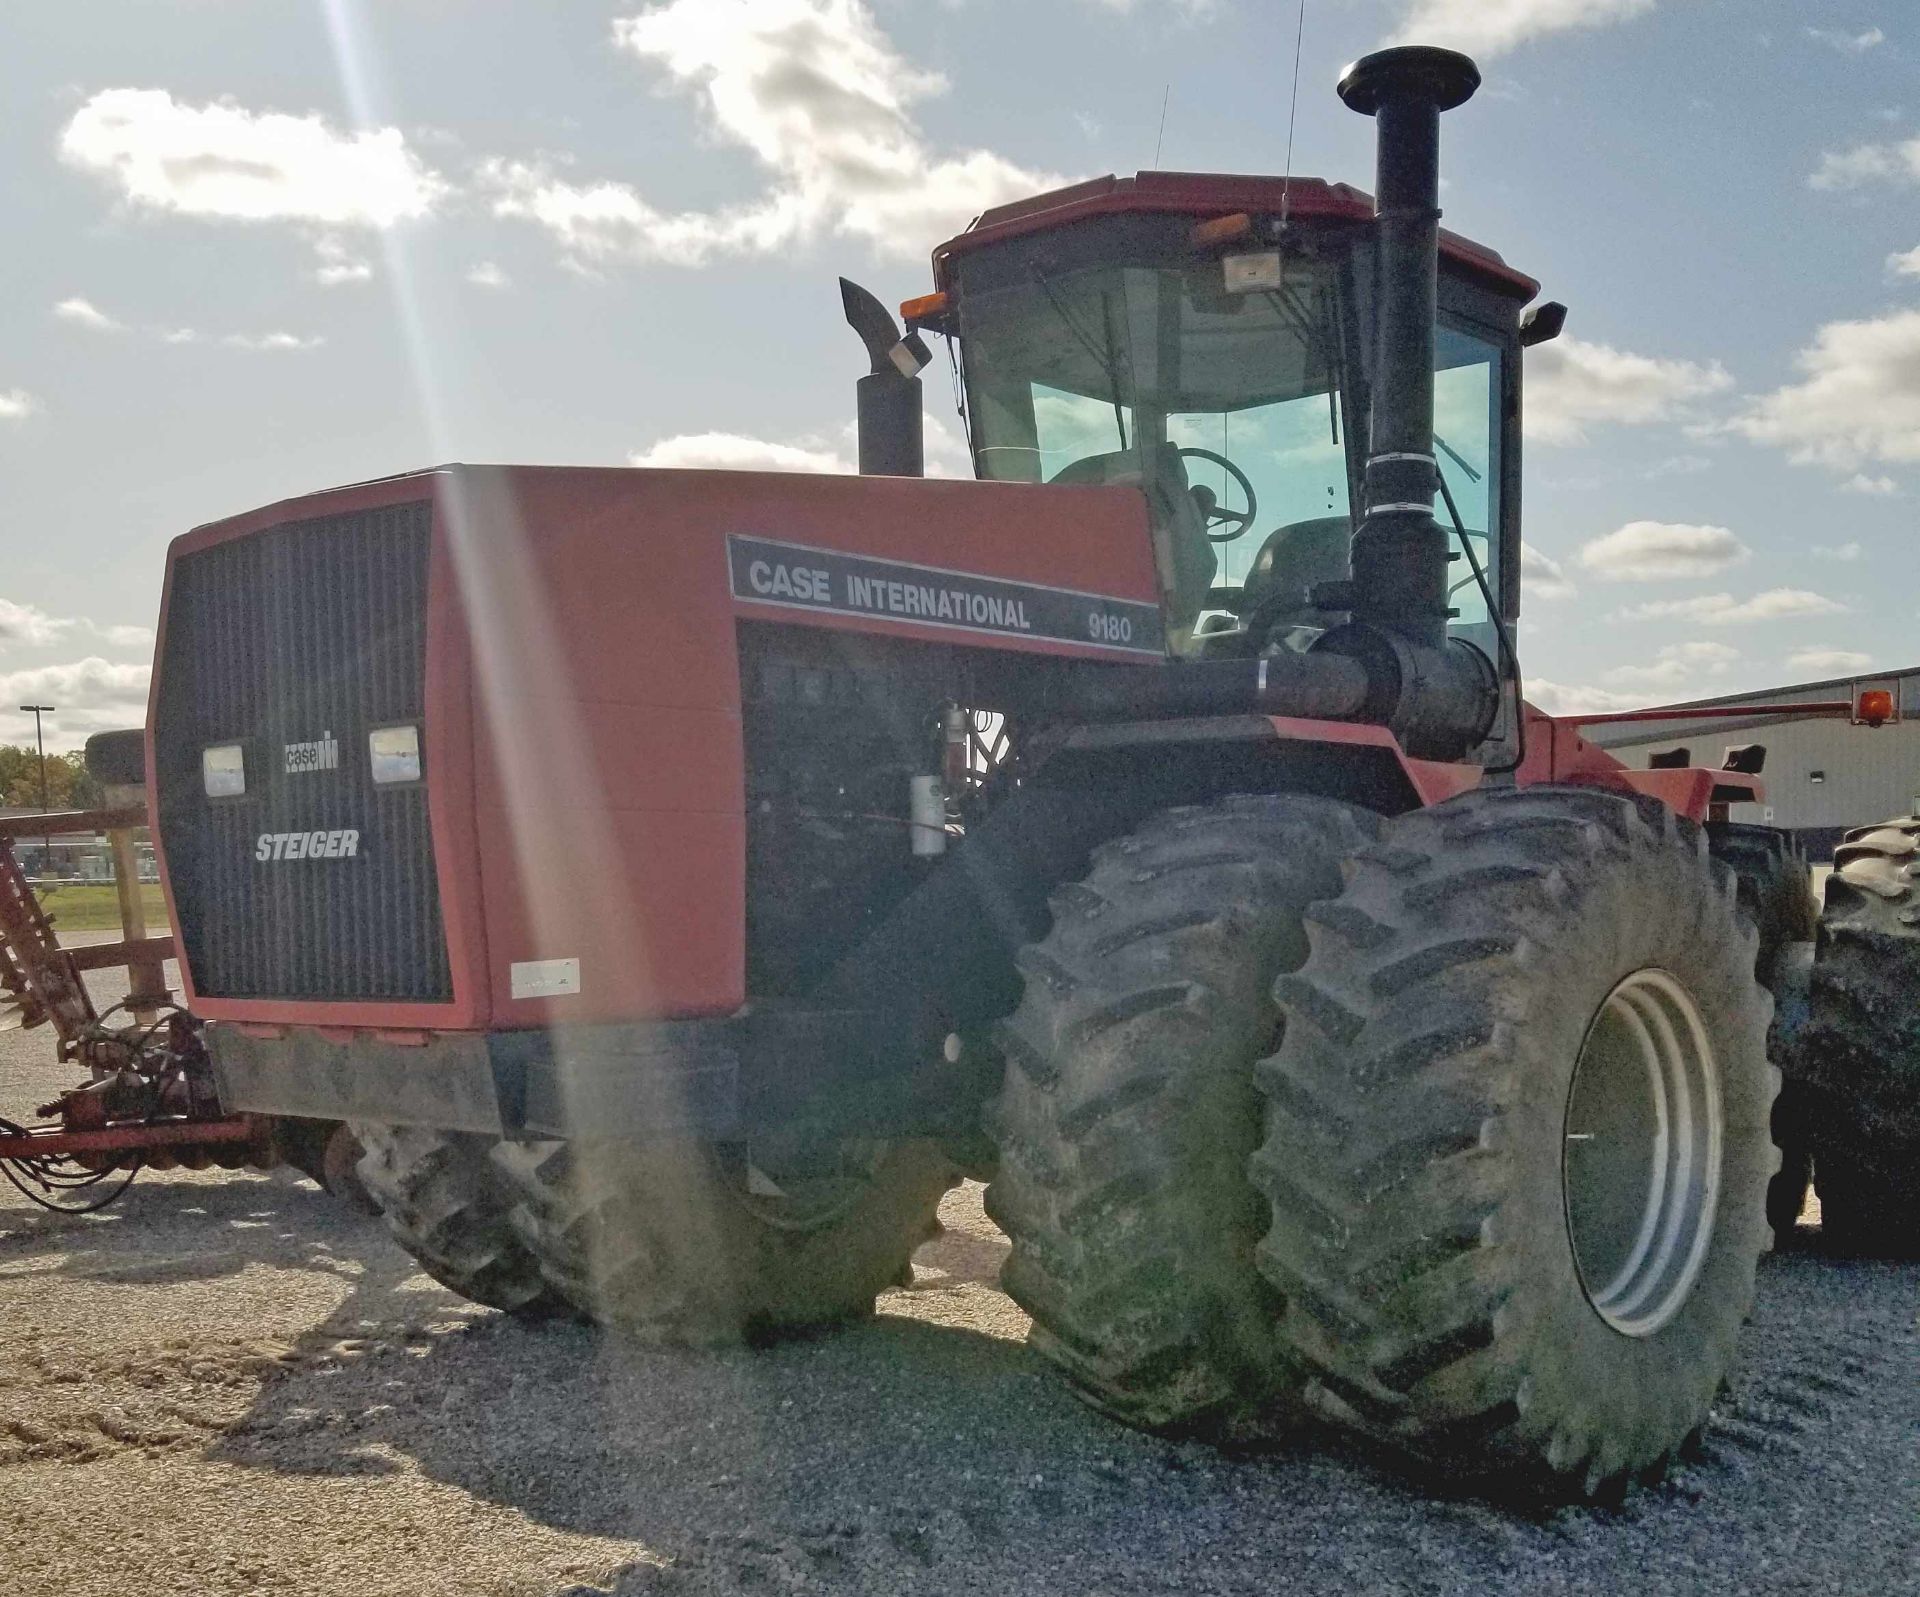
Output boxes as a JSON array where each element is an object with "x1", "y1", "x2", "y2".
[
  {"x1": 1855, "y1": 688, "x2": 1895, "y2": 727},
  {"x1": 899, "y1": 291, "x2": 950, "y2": 326},
  {"x1": 1191, "y1": 213, "x2": 1255, "y2": 249}
]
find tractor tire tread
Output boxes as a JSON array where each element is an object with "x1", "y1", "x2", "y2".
[{"x1": 985, "y1": 793, "x2": 1380, "y2": 1435}]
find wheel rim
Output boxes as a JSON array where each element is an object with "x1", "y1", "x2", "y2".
[{"x1": 1562, "y1": 968, "x2": 1724, "y2": 1337}]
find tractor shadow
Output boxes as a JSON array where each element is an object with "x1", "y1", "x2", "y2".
[
  {"x1": 27, "y1": 1169, "x2": 1905, "y2": 1594},
  {"x1": 193, "y1": 1193, "x2": 1894, "y2": 1596}
]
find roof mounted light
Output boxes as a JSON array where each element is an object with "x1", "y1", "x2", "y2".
[
  {"x1": 1855, "y1": 688, "x2": 1895, "y2": 727},
  {"x1": 1190, "y1": 212, "x2": 1254, "y2": 249},
  {"x1": 899, "y1": 291, "x2": 950, "y2": 329}
]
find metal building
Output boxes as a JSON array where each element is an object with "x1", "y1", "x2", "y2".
[{"x1": 1586, "y1": 667, "x2": 1920, "y2": 860}]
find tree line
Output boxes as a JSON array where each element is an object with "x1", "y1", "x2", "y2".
[{"x1": 0, "y1": 745, "x2": 104, "y2": 811}]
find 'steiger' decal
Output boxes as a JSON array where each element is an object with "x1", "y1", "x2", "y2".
[{"x1": 727, "y1": 535, "x2": 1165, "y2": 656}]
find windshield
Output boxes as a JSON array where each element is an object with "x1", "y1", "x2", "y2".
[
  {"x1": 958, "y1": 256, "x2": 1359, "y2": 635},
  {"x1": 953, "y1": 250, "x2": 1508, "y2": 663}
]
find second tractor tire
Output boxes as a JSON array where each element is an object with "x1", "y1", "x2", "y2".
[
  {"x1": 1256, "y1": 785, "x2": 1776, "y2": 1499},
  {"x1": 984, "y1": 793, "x2": 1379, "y2": 1435},
  {"x1": 353, "y1": 1122, "x2": 562, "y2": 1313},
  {"x1": 1707, "y1": 822, "x2": 1819, "y2": 1244},
  {"x1": 488, "y1": 1137, "x2": 956, "y2": 1342},
  {"x1": 1788, "y1": 818, "x2": 1920, "y2": 1258}
]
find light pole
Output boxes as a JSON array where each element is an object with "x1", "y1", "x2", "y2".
[{"x1": 18, "y1": 704, "x2": 54, "y2": 812}]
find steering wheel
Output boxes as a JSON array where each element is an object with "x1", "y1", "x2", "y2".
[{"x1": 1177, "y1": 447, "x2": 1258, "y2": 542}]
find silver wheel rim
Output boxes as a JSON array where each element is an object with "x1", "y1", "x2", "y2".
[{"x1": 1563, "y1": 968, "x2": 1723, "y2": 1337}]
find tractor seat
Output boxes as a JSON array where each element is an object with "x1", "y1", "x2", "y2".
[{"x1": 1240, "y1": 515, "x2": 1353, "y2": 633}]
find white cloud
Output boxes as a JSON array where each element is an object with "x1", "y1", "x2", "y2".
[
  {"x1": 0, "y1": 600, "x2": 75, "y2": 647},
  {"x1": 1083, "y1": 0, "x2": 1218, "y2": 14},
  {"x1": 1810, "y1": 135, "x2": 1920, "y2": 190},
  {"x1": 1525, "y1": 336, "x2": 1730, "y2": 444},
  {"x1": 1577, "y1": 521, "x2": 1748, "y2": 581},
  {"x1": 1814, "y1": 539, "x2": 1865, "y2": 559},
  {"x1": 1384, "y1": 0, "x2": 1657, "y2": 58},
  {"x1": 0, "y1": 390, "x2": 37, "y2": 421},
  {"x1": 221, "y1": 331, "x2": 324, "y2": 352},
  {"x1": 488, "y1": 0, "x2": 1062, "y2": 266},
  {"x1": 1524, "y1": 678, "x2": 1664, "y2": 716},
  {"x1": 630, "y1": 430, "x2": 853, "y2": 472},
  {"x1": 0, "y1": 658, "x2": 151, "y2": 748},
  {"x1": 1840, "y1": 475, "x2": 1898, "y2": 498},
  {"x1": 466, "y1": 261, "x2": 510, "y2": 289},
  {"x1": 53, "y1": 296, "x2": 123, "y2": 332},
  {"x1": 1728, "y1": 307, "x2": 1920, "y2": 469},
  {"x1": 1889, "y1": 244, "x2": 1920, "y2": 277},
  {"x1": 60, "y1": 88, "x2": 446, "y2": 228},
  {"x1": 0, "y1": 600, "x2": 152, "y2": 652},
  {"x1": 160, "y1": 328, "x2": 199, "y2": 345},
  {"x1": 921, "y1": 413, "x2": 972, "y2": 478},
  {"x1": 1616, "y1": 588, "x2": 1847, "y2": 625},
  {"x1": 1787, "y1": 646, "x2": 1873, "y2": 674},
  {"x1": 1600, "y1": 639, "x2": 1740, "y2": 691},
  {"x1": 93, "y1": 623, "x2": 153, "y2": 648},
  {"x1": 314, "y1": 236, "x2": 373, "y2": 286},
  {"x1": 1807, "y1": 25, "x2": 1885, "y2": 53},
  {"x1": 1521, "y1": 543, "x2": 1577, "y2": 600}
]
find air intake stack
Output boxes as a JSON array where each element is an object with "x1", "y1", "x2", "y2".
[
  {"x1": 1344, "y1": 49, "x2": 1474, "y2": 648},
  {"x1": 1337, "y1": 45, "x2": 1481, "y2": 650},
  {"x1": 1287, "y1": 44, "x2": 1498, "y2": 761}
]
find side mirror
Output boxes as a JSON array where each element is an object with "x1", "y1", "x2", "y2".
[{"x1": 1520, "y1": 300, "x2": 1568, "y2": 348}]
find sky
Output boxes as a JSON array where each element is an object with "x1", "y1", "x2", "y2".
[{"x1": 2, "y1": 0, "x2": 1916, "y2": 749}]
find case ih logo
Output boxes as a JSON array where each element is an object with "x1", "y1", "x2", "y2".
[
  {"x1": 284, "y1": 731, "x2": 340, "y2": 775},
  {"x1": 255, "y1": 829, "x2": 361, "y2": 862}
]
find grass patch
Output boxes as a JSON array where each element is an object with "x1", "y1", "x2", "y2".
[{"x1": 34, "y1": 882, "x2": 172, "y2": 934}]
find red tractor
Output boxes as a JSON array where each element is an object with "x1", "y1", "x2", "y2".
[{"x1": 135, "y1": 47, "x2": 1897, "y2": 1498}]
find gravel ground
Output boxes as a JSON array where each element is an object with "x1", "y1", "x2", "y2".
[{"x1": 2, "y1": 966, "x2": 1915, "y2": 1597}]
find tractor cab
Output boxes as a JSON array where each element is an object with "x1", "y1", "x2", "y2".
[{"x1": 913, "y1": 174, "x2": 1542, "y2": 665}]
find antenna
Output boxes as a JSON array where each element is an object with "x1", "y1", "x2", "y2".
[
  {"x1": 1153, "y1": 83, "x2": 1171, "y2": 167},
  {"x1": 1280, "y1": 0, "x2": 1308, "y2": 224}
]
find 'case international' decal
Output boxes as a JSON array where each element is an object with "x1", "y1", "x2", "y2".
[{"x1": 727, "y1": 534, "x2": 1165, "y2": 656}]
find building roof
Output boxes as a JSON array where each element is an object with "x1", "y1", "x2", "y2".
[{"x1": 1587, "y1": 665, "x2": 1920, "y2": 748}]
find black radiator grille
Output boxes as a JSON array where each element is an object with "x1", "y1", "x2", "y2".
[{"x1": 154, "y1": 501, "x2": 452, "y2": 1003}]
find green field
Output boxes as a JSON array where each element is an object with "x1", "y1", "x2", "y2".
[{"x1": 34, "y1": 881, "x2": 172, "y2": 934}]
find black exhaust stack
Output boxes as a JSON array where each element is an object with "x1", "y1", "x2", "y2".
[{"x1": 840, "y1": 278, "x2": 930, "y2": 477}]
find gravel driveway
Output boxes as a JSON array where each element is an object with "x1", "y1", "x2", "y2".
[{"x1": 2, "y1": 979, "x2": 1915, "y2": 1597}]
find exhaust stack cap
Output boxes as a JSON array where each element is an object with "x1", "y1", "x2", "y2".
[{"x1": 1337, "y1": 45, "x2": 1480, "y2": 117}]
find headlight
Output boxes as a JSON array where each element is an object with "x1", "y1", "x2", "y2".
[
  {"x1": 203, "y1": 743, "x2": 246, "y2": 798},
  {"x1": 369, "y1": 725, "x2": 422, "y2": 785}
]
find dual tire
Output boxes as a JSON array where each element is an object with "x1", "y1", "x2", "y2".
[{"x1": 988, "y1": 785, "x2": 1777, "y2": 1496}]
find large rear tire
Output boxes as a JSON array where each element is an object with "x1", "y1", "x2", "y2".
[
  {"x1": 1789, "y1": 818, "x2": 1920, "y2": 1258},
  {"x1": 1256, "y1": 786, "x2": 1775, "y2": 1498},
  {"x1": 489, "y1": 1137, "x2": 956, "y2": 1342},
  {"x1": 352, "y1": 1123, "x2": 561, "y2": 1313},
  {"x1": 1707, "y1": 823, "x2": 1819, "y2": 1245},
  {"x1": 984, "y1": 794, "x2": 1379, "y2": 1434}
]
